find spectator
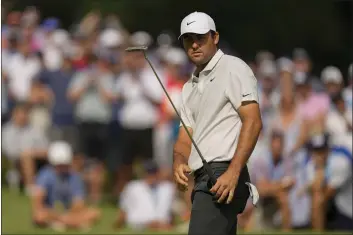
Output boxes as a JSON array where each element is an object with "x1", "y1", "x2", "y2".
[
  {"x1": 115, "y1": 160, "x2": 175, "y2": 231},
  {"x1": 321, "y1": 66, "x2": 344, "y2": 99},
  {"x1": 292, "y1": 48, "x2": 324, "y2": 92},
  {"x1": 68, "y1": 52, "x2": 116, "y2": 203},
  {"x1": 289, "y1": 72, "x2": 330, "y2": 155},
  {"x1": 2, "y1": 102, "x2": 49, "y2": 193},
  {"x1": 252, "y1": 130, "x2": 295, "y2": 231},
  {"x1": 304, "y1": 134, "x2": 352, "y2": 231},
  {"x1": 36, "y1": 52, "x2": 78, "y2": 153},
  {"x1": 325, "y1": 93, "x2": 352, "y2": 147},
  {"x1": 257, "y1": 59, "x2": 280, "y2": 131},
  {"x1": 31, "y1": 141, "x2": 100, "y2": 231},
  {"x1": 4, "y1": 37, "x2": 41, "y2": 102},
  {"x1": 114, "y1": 47, "x2": 164, "y2": 195}
]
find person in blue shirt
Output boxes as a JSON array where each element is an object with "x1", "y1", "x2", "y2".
[{"x1": 31, "y1": 141, "x2": 100, "y2": 231}]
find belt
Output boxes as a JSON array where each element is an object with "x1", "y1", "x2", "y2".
[{"x1": 193, "y1": 161, "x2": 231, "y2": 179}]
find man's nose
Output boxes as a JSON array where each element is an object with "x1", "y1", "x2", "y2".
[{"x1": 191, "y1": 41, "x2": 199, "y2": 50}]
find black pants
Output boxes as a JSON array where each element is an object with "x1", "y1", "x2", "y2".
[{"x1": 188, "y1": 162, "x2": 250, "y2": 235}]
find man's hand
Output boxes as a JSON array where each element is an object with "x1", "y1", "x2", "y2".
[
  {"x1": 210, "y1": 170, "x2": 239, "y2": 204},
  {"x1": 173, "y1": 163, "x2": 191, "y2": 192}
]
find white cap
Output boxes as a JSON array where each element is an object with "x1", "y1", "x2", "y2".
[
  {"x1": 164, "y1": 47, "x2": 187, "y2": 66},
  {"x1": 51, "y1": 29, "x2": 70, "y2": 48},
  {"x1": 179, "y1": 12, "x2": 216, "y2": 39},
  {"x1": 130, "y1": 31, "x2": 153, "y2": 47},
  {"x1": 99, "y1": 29, "x2": 124, "y2": 48},
  {"x1": 48, "y1": 141, "x2": 73, "y2": 165},
  {"x1": 321, "y1": 66, "x2": 343, "y2": 84},
  {"x1": 277, "y1": 57, "x2": 293, "y2": 73},
  {"x1": 258, "y1": 60, "x2": 277, "y2": 78}
]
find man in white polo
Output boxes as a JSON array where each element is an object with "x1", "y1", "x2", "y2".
[{"x1": 172, "y1": 12, "x2": 262, "y2": 235}]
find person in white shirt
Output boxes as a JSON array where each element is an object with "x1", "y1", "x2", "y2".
[
  {"x1": 114, "y1": 160, "x2": 175, "y2": 231},
  {"x1": 325, "y1": 93, "x2": 352, "y2": 139},
  {"x1": 304, "y1": 134, "x2": 352, "y2": 231},
  {"x1": 4, "y1": 38, "x2": 41, "y2": 102},
  {"x1": 114, "y1": 46, "x2": 164, "y2": 195},
  {"x1": 173, "y1": 12, "x2": 262, "y2": 235},
  {"x1": 321, "y1": 66, "x2": 344, "y2": 100}
]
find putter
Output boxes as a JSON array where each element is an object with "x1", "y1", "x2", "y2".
[{"x1": 125, "y1": 46, "x2": 217, "y2": 186}]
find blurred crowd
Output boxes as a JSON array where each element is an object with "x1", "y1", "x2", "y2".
[{"x1": 1, "y1": 7, "x2": 352, "y2": 232}]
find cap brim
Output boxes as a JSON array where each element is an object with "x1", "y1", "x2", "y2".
[{"x1": 178, "y1": 28, "x2": 211, "y2": 40}]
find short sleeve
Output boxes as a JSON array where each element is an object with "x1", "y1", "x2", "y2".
[
  {"x1": 327, "y1": 157, "x2": 351, "y2": 189},
  {"x1": 225, "y1": 61, "x2": 259, "y2": 110},
  {"x1": 35, "y1": 169, "x2": 50, "y2": 190},
  {"x1": 179, "y1": 92, "x2": 194, "y2": 129},
  {"x1": 70, "y1": 174, "x2": 85, "y2": 199}
]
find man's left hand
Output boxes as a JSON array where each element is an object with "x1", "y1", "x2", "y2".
[{"x1": 209, "y1": 170, "x2": 239, "y2": 204}]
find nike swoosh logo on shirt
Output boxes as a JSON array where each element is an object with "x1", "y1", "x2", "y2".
[{"x1": 187, "y1": 21, "x2": 196, "y2": 25}]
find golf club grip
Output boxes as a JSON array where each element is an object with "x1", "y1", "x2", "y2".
[{"x1": 143, "y1": 53, "x2": 209, "y2": 164}]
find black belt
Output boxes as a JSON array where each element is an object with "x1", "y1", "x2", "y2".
[{"x1": 193, "y1": 161, "x2": 231, "y2": 179}]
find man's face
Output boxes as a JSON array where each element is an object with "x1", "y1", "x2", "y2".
[
  {"x1": 125, "y1": 51, "x2": 145, "y2": 71},
  {"x1": 55, "y1": 164, "x2": 71, "y2": 174},
  {"x1": 325, "y1": 82, "x2": 342, "y2": 97},
  {"x1": 182, "y1": 31, "x2": 219, "y2": 66},
  {"x1": 13, "y1": 107, "x2": 29, "y2": 126},
  {"x1": 294, "y1": 59, "x2": 310, "y2": 73}
]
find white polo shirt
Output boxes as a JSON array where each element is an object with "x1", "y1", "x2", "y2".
[{"x1": 180, "y1": 50, "x2": 259, "y2": 170}]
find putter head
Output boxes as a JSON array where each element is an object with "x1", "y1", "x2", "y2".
[{"x1": 125, "y1": 46, "x2": 148, "y2": 52}]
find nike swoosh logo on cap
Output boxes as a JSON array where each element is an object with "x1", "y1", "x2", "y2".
[
  {"x1": 242, "y1": 93, "x2": 251, "y2": 97},
  {"x1": 187, "y1": 21, "x2": 196, "y2": 25}
]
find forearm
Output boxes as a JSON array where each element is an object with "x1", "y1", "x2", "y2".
[
  {"x1": 98, "y1": 87, "x2": 115, "y2": 103},
  {"x1": 229, "y1": 119, "x2": 262, "y2": 175},
  {"x1": 173, "y1": 141, "x2": 190, "y2": 167},
  {"x1": 257, "y1": 181, "x2": 281, "y2": 197},
  {"x1": 68, "y1": 87, "x2": 88, "y2": 102}
]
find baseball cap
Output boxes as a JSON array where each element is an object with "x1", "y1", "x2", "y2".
[
  {"x1": 321, "y1": 66, "x2": 343, "y2": 84},
  {"x1": 293, "y1": 48, "x2": 309, "y2": 61},
  {"x1": 99, "y1": 29, "x2": 124, "y2": 48},
  {"x1": 308, "y1": 133, "x2": 329, "y2": 150},
  {"x1": 164, "y1": 47, "x2": 187, "y2": 66},
  {"x1": 258, "y1": 60, "x2": 277, "y2": 78},
  {"x1": 179, "y1": 12, "x2": 216, "y2": 40},
  {"x1": 48, "y1": 141, "x2": 73, "y2": 165},
  {"x1": 130, "y1": 31, "x2": 153, "y2": 47}
]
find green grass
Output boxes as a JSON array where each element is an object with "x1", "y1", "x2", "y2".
[{"x1": 2, "y1": 189, "x2": 352, "y2": 234}]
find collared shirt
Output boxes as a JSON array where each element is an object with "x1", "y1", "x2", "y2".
[{"x1": 180, "y1": 50, "x2": 259, "y2": 170}]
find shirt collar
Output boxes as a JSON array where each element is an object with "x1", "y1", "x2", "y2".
[{"x1": 192, "y1": 49, "x2": 224, "y2": 83}]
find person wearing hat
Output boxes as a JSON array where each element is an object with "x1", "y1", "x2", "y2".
[
  {"x1": 114, "y1": 160, "x2": 175, "y2": 231},
  {"x1": 321, "y1": 66, "x2": 344, "y2": 99},
  {"x1": 31, "y1": 141, "x2": 100, "y2": 231},
  {"x1": 250, "y1": 130, "x2": 302, "y2": 231},
  {"x1": 173, "y1": 12, "x2": 262, "y2": 235},
  {"x1": 289, "y1": 71, "x2": 330, "y2": 157},
  {"x1": 303, "y1": 134, "x2": 352, "y2": 231}
]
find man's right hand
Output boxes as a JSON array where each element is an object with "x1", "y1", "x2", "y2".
[{"x1": 173, "y1": 163, "x2": 191, "y2": 192}]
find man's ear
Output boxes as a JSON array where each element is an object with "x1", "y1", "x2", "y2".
[{"x1": 213, "y1": 31, "x2": 220, "y2": 45}]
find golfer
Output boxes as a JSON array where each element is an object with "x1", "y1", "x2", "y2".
[{"x1": 173, "y1": 12, "x2": 262, "y2": 235}]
